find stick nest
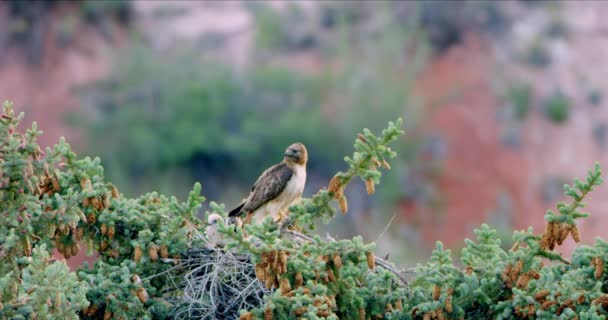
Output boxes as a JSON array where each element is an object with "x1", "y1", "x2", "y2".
[{"x1": 170, "y1": 247, "x2": 269, "y2": 320}]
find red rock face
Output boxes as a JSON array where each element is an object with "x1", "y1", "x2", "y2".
[
  {"x1": 409, "y1": 31, "x2": 608, "y2": 253},
  {"x1": 409, "y1": 33, "x2": 534, "y2": 247},
  {"x1": 407, "y1": 33, "x2": 541, "y2": 247}
]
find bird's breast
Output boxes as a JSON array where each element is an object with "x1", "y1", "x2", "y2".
[
  {"x1": 281, "y1": 165, "x2": 306, "y2": 202},
  {"x1": 251, "y1": 164, "x2": 306, "y2": 223}
]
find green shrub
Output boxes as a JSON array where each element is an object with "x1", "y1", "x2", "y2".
[
  {"x1": 6, "y1": 102, "x2": 608, "y2": 320},
  {"x1": 78, "y1": 3, "x2": 428, "y2": 209},
  {"x1": 0, "y1": 102, "x2": 205, "y2": 319},
  {"x1": 543, "y1": 91, "x2": 571, "y2": 124},
  {"x1": 78, "y1": 47, "x2": 341, "y2": 197}
]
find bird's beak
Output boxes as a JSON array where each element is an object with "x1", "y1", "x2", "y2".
[{"x1": 284, "y1": 149, "x2": 295, "y2": 157}]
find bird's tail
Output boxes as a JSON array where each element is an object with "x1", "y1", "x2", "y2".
[{"x1": 228, "y1": 201, "x2": 245, "y2": 217}]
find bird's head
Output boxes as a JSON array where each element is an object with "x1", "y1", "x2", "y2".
[
  {"x1": 207, "y1": 213, "x2": 223, "y2": 226},
  {"x1": 284, "y1": 142, "x2": 308, "y2": 166}
]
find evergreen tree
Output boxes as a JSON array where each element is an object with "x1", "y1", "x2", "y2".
[{"x1": 2, "y1": 100, "x2": 608, "y2": 320}]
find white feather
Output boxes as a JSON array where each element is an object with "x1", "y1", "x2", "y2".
[{"x1": 205, "y1": 214, "x2": 225, "y2": 247}]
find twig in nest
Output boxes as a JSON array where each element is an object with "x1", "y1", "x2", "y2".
[{"x1": 168, "y1": 247, "x2": 268, "y2": 320}]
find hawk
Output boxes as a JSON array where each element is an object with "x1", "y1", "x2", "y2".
[
  {"x1": 205, "y1": 213, "x2": 242, "y2": 247},
  {"x1": 205, "y1": 213, "x2": 225, "y2": 247},
  {"x1": 228, "y1": 143, "x2": 307, "y2": 224}
]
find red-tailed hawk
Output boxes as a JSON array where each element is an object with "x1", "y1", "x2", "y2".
[
  {"x1": 205, "y1": 213, "x2": 242, "y2": 247},
  {"x1": 228, "y1": 143, "x2": 307, "y2": 224},
  {"x1": 205, "y1": 213, "x2": 225, "y2": 247}
]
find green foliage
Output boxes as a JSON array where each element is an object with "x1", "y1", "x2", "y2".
[
  {"x1": 72, "y1": 4, "x2": 439, "y2": 271},
  {"x1": 543, "y1": 91, "x2": 571, "y2": 124},
  {"x1": 289, "y1": 119, "x2": 404, "y2": 230},
  {"x1": 203, "y1": 118, "x2": 407, "y2": 320},
  {"x1": 1, "y1": 103, "x2": 407, "y2": 320},
  {"x1": 388, "y1": 163, "x2": 606, "y2": 319},
  {"x1": 79, "y1": 2, "x2": 428, "y2": 219},
  {"x1": 79, "y1": 47, "x2": 342, "y2": 197},
  {"x1": 248, "y1": 1, "x2": 430, "y2": 215},
  {"x1": 506, "y1": 83, "x2": 532, "y2": 121},
  {"x1": 0, "y1": 102, "x2": 88, "y2": 319},
  {"x1": 3, "y1": 244, "x2": 90, "y2": 320},
  {"x1": 0, "y1": 102, "x2": 205, "y2": 319},
  {"x1": 546, "y1": 163, "x2": 602, "y2": 224},
  {"x1": 6, "y1": 103, "x2": 608, "y2": 320},
  {"x1": 225, "y1": 142, "x2": 608, "y2": 319},
  {"x1": 249, "y1": 4, "x2": 309, "y2": 51},
  {"x1": 80, "y1": 0, "x2": 131, "y2": 23}
]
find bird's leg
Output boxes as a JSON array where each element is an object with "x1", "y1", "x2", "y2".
[
  {"x1": 279, "y1": 214, "x2": 301, "y2": 232},
  {"x1": 276, "y1": 208, "x2": 289, "y2": 223},
  {"x1": 290, "y1": 222, "x2": 302, "y2": 233},
  {"x1": 285, "y1": 215, "x2": 302, "y2": 232},
  {"x1": 241, "y1": 212, "x2": 254, "y2": 239},
  {"x1": 244, "y1": 212, "x2": 253, "y2": 225},
  {"x1": 272, "y1": 214, "x2": 281, "y2": 223}
]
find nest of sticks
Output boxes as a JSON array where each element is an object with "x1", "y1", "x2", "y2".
[
  {"x1": 169, "y1": 246, "x2": 269, "y2": 320},
  {"x1": 165, "y1": 221, "x2": 408, "y2": 319}
]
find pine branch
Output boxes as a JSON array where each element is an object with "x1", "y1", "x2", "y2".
[
  {"x1": 289, "y1": 118, "x2": 404, "y2": 230},
  {"x1": 282, "y1": 228, "x2": 409, "y2": 286}
]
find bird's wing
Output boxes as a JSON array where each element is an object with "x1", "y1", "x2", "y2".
[
  {"x1": 241, "y1": 162, "x2": 293, "y2": 213},
  {"x1": 228, "y1": 201, "x2": 245, "y2": 217}
]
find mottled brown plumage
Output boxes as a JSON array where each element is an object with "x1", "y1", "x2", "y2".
[
  {"x1": 241, "y1": 163, "x2": 293, "y2": 213},
  {"x1": 229, "y1": 143, "x2": 307, "y2": 223}
]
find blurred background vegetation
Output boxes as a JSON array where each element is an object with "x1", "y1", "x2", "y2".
[
  {"x1": 4, "y1": 0, "x2": 608, "y2": 265},
  {"x1": 74, "y1": 1, "x2": 434, "y2": 264}
]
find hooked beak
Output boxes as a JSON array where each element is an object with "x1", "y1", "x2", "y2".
[{"x1": 285, "y1": 149, "x2": 295, "y2": 157}]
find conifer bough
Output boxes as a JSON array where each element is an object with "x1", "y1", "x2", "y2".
[{"x1": 3, "y1": 101, "x2": 608, "y2": 319}]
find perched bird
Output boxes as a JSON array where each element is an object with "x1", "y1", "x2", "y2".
[
  {"x1": 204, "y1": 213, "x2": 243, "y2": 248},
  {"x1": 228, "y1": 143, "x2": 308, "y2": 224},
  {"x1": 205, "y1": 213, "x2": 225, "y2": 247}
]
